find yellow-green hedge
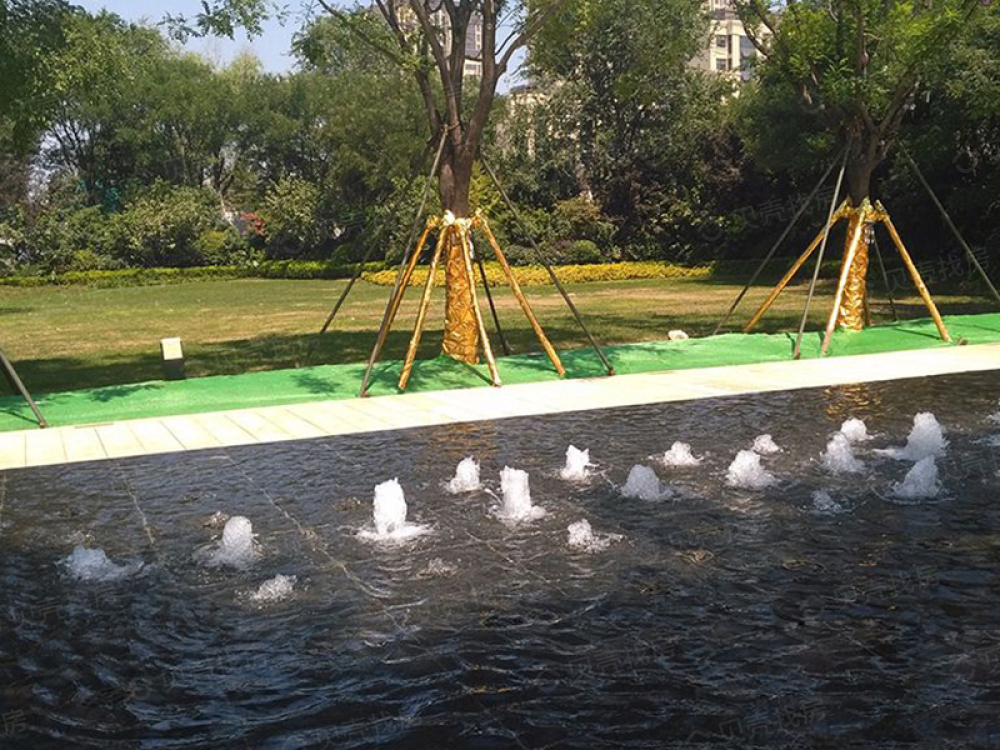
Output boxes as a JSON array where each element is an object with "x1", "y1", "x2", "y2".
[{"x1": 361, "y1": 261, "x2": 714, "y2": 288}]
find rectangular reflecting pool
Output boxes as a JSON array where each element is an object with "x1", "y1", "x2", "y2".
[{"x1": 2, "y1": 370, "x2": 1000, "y2": 748}]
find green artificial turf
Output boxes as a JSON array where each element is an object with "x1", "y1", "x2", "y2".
[{"x1": 2, "y1": 312, "x2": 998, "y2": 432}]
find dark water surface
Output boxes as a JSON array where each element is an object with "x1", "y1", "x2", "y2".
[{"x1": 2, "y1": 371, "x2": 1000, "y2": 749}]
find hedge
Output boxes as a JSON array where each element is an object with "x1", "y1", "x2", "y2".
[
  {"x1": 361, "y1": 261, "x2": 715, "y2": 288},
  {"x1": 0, "y1": 256, "x2": 843, "y2": 289},
  {"x1": 0, "y1": 261, "x2": 388, "y2": 288}
]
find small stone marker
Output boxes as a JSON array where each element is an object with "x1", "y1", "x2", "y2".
[{"x1": 160, "y1": 337, "x2": 186, "y2": 381}]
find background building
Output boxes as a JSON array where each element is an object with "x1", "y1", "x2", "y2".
[
  {"x1": 691, "y1": 0, "x2": 765, "y2": 82},
  {"x1": 391, "y1": 4, "x2": 483, "y2": 78}
]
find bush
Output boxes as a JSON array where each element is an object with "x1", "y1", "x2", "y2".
[
  {"x1": 259, "y1": 177, "x2": 327, "y2": 259},
  {"x1": 552, "y1": 196, "x2": 616, "y2": 246},
  {"x1": 110, "y1": 184, "x2": 221, "y2": 267},
  {"x1": 502, "y1": 244, "x2": 535, "y2": 266}
]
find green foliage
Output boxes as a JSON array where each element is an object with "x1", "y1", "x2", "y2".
[
  {"x1": 735, "y1": 0, "x2": 987, "y2": 199},
  {"x1": 527, "y1": 0, "x2": 731, "y2": 251},
  {"x1": 0, "y1": 0, "x2": 74, "y2": 151},
  {"x1": 258, "y1": 177, "x2": 327, "y2": 259},
  {"x1": 109, "y1": 184, "x2": 222, "y2": 267}
]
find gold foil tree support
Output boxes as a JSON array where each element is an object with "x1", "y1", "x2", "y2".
[
  {"x1": 744, "y1": 198, "x2": 952, "y2": 353},
  {"x1": 376, "y1": 210, "x2": 564, "y2": 392}
]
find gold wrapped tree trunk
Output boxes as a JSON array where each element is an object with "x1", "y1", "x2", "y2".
[
  {"x1": 394, "y1": 210, "x2": 564, "y2": 391},
  {"x1": 442, "y1": 221, "x2": 480, "y2": 363},
  {"x1": 835, "y1": 200, "x2": 875, "y2": 330},
  {"x1": 744, "y1": 197, "x2": 951, "y2": 354}
]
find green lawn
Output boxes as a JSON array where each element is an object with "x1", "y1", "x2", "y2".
[{"x1": 1, "y1": 275, "x2": 994, "y2": 396}]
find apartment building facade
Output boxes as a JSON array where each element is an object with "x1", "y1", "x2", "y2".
[{"x1": 691, "y1": 0, "x2": 765, "y2": 82}]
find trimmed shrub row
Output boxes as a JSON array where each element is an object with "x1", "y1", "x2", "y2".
[
  {"x1": 361, "y1": 261, "x2": 714, "y2": 288},
  {"x1": 0, "y1": 257, "x2": 842, "y2": 290},
  {"x1": 0, "y1": 261, "x2": 388, "y2": 288}
]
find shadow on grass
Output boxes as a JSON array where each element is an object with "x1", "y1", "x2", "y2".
[{"x1": 5, "y1": 296, "x2": 996, "y2": 398}]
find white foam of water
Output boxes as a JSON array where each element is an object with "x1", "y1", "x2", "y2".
[
  {"x1": 811, "y1": 491, "x2": 848, "y2": 515},
  {"x1": 726, "y1": 450, "x2": 776, "y2": 489},
  {"x1": 892, "y1": 456, "x2": 941, "y2": 500},
  {"x1": 879, "y1": 412, "x2": 948, "y2": 461},
  {"x1": 752, "y1": 434, "x2": 781, "y2": 455},
  {"x1": 560, "y1": 445, "x2": 593, "y2": 481},
  {"x1": 196, "y1": 516, "x2": 261, "y2": 569},
  {"x1": 250, "y1": 574, "x2": 296, "y2": 603},
  {"x1": 359, "y1": 479, "x2": 431, "y2": 542},
  {"x1": 420, "y1": 558, "x2": 458, "y2": 577},
  {"x1": 822, "y1": 433, "x2": 865, "y2": 474},
  {"x1": 499, "y1": 467, "x2": 545, "y2": 522},
  {"x1": 839, "y1": 418, "x2": 869, "y2": 443},
  {"x1": 567, "y1": 519, "x2": 622, "y2": 552},
  {"x1": 62, "y1": 546, "x2": 143, "y2": 582},
  {"x1": 662, "y1": 442, "x2": 702, "y2": 467},
  {"x1": 446, "y1": 457, "x2": 482, "y2": 493},
  {"x1": 621, "y1": 465, "x2": 671, "y2": 500}
]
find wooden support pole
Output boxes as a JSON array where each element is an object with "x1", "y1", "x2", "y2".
[
  {"x1": 399, "y1": 226, "x2": 449, "y2": 391},
  {"x1": 360, "y1": 218, "x2": 438, "y2": 397},
  {"x1": 458, "y1": 227, "x2": 501, "y2": 386},
  {"x1": 821, "y1": 206, "x2": 869, "y2": 354},
  {"x1": 880, "y1": 210, "x2": 952, "y2": 344},
  {"x1": 744, "y1": 203, "x2": 847, "y2": 334},
  {"x1": 0, "y1": 347, "x2": 47, "y2": 428},
  {"x1": 477, "y1": 215, "x2": 565, "y2": 376}
]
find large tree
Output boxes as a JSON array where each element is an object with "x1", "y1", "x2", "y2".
[
  {"x1": 173, "y1": 0, "x2": 571, "y2": 218},
  {"x1": 529, "y1": 0, "x2": 721, "y2": 252},
  {"x1": 736, "y1": 0, "x2": 992, "y2": 332},
  {"x1": 737, "y1": 0, "x2": 987, "y2": 205}
]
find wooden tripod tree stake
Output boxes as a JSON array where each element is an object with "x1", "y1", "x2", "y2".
[{"x1": 392, "y1": 210, "x2": 564, "y2": 392}]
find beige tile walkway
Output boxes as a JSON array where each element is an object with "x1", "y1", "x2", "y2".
[{"x1": 1, "y1": 342, "x2": 998, "y2": 471}]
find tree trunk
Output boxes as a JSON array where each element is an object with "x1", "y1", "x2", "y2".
[
  {"x1": 439, "y1": 148, "x2": 480, "y2": 362},
  {"x1": 836, "y1": 156, "x2": 876, "y2": 330}
]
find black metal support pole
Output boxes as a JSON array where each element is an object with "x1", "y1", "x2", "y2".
[
  {"x1": 713, "y1": 146, "x2": 847, "y2": 336},
  {"x1": 359, "y1": 128, "x2": 450, "y2": 397},
  {"x1": 474, "y1": 247, "x2": 510, "y2": 355},
  {"x1": 0, "y1": 347, "x2": 47, "y2": 428},
  {"x1": 871, "y1": 234, "x2": 899, "y2": 322},
  {"x1": 900, "y1": 143, "x2": 1000, "y2": 308},
  {"x1": 480, "y1": 157, "x2": 615, "y2": 376},
  {"x1": 793, "y1": 148, "x2": 850, "y2": 360}
]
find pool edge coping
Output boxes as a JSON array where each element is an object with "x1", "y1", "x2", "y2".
[{"x1": 2, "y1": 341, "x2": 999, "y2": 471}]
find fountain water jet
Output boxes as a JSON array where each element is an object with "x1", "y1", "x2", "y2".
[
  {"x1": 560, "y1": 446, "x2": 593, "y2": 481},
  {"x1": 360, "y1": 479, "x2": 431, "y2": 542},
  {"x1": 662, "y1": 442, "x2": 702, "y2": 467},
  {"x1": 196, "y1": 516, "x2": 260, "y2": 569},
  {"x1": 752, "y1": 434, "x2": 781, "y2": 455},
  {"x1": 250, "y1": 574, "x2": 296, "y2": 603},
  {"x1": 880, "y1": 412, "x2": 947, "y2": 461},
  {"x1": 840, "y1": 418, "x2": 869, "y2": 443},
  {"x1": 822, "y1": 433, "x2": 865, "y2": 474},
  {"x1": 61, "y1": 546, "x2": 143, "y2": 582},
  {"x1": 567, "y1": 519, "x2": 622, "y2": 552},
  {"x1": 811, "y1": 491, "x2": 848, "y2": 515},
  {"x1": 446, "y1": 457, "x2": 482, "y2": 493},
  {"x1": 622, "y1": 465, "x2": 671, "y2": 500},
  {"x1": 892, "y1": 456, "x2": 941, "y2": 500},
  {"x1": 499, "y1": 467, "x2": 545, "y2": 522},
  {"x1": 726, "y1": 450, "x2": 776, "y2": 489}
]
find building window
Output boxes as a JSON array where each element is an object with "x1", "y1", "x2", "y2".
[
  {"x1": 716, "y1": 34, "x2": 727, "y2": 49},
  {"x1": 716, "y1": 58, "x2": 729, "y2": 71}
]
